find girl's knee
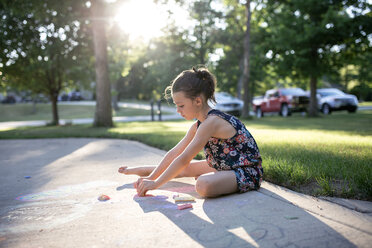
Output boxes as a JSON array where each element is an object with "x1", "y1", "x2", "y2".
[{"x1": 195, "y1": 176, "x2": 214, "y2": 197}]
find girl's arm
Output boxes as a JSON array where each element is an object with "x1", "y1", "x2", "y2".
[
  {"x1": 145, "y1": 121, "x2": 198, "y2": 180},
  {"x1": 137, "y1": 118, "x2": 217, "y2": 196}
]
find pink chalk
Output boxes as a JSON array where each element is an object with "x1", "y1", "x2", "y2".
[{"x1": 177, "y1": 203, "x2": 193, "y2": 210}]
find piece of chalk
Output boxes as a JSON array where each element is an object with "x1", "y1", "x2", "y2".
[
  {"x1": 284, "y1": 216, "x2": 299, "y2": 220},
  {"x1": 178, "y1": 203, "x2": 193, "y2": 210},
  {"x1": 98, "y1": 194, "x2": 110, "y2": 201},
  {"x1": 24, "y1": 176, "x2": 31, "y2": 179},
  {"x1": 174, "y1": 196, "x2": 195, "y2": 202}
]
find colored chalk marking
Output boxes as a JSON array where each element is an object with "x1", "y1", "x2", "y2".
[
  {"x1": 177, "y1": 203, "x2": 193, "y2": 210},
  {"x1": 166, "y1": 186, "x2": 195, "y2": 193},
  {"x1": 16, "y1": 181, "x2": 117, "y2": 202},
  {"x1": 284, "y1": 216, "x2": 299, "y2": 220},
  {"x1": 98, "y1": 194, "x2": 110, "y2": 201},
  {"x1": 24, "y1": 176, "x2": 31, "y2": 179},
  {"x1": 174, "y1": 196, "x2": 195, "y2": 202}
]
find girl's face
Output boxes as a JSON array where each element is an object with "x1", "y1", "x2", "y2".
[{"x1": 172, "y1": 91, "x2": 201, "y2": 120}]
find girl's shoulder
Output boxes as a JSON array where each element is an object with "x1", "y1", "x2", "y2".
[
  {"x1": 207, "y1": 110, "x2": 242, "y2": 129},
  {"x1": 201, "y1": 114, "x2": 237, "y2": 140},
  {"x1": 197, "y1": 115, "x2": 227, "y2": 132}
]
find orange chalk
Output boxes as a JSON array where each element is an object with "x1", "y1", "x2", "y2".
[{"x1": 98, "y1": 194, "x2": 110, "y2": 201}]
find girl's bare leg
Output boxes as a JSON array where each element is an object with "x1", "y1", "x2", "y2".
[
  {"x1": 195, "y1": 171, "x2": 238, "y2": 198},
  {"x1": 177, "y1": 160, "x2": 217, "y2": 178},
  {"x1": 118, "y1": 160, "x2": 216, "y2": 178},
  {"x1": 118, "y1": 166, "x2": 155, "y2": 177}
]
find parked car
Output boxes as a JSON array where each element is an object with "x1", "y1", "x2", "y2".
[
  {"x1": 209, "y1": 92, "x2": 244, "y2": 116},
  {"x1": 1, "y1": 95, "x2": 16, "y2": 104},
  {"x1": 316, "y1": 88, "x2": 358, "y2": 114},
  {"x1": 59, "y1": 93, "x2": 69, "y2": 101},
  {"x1": 69, "y1": 91, "x2": 83, "y2": 101},
  {"x1": 253, "y1": 88, "x2": 309, "y2": 118},
  {"x1": 59, "y1": 91, "x2": 83, "y2": 101}
]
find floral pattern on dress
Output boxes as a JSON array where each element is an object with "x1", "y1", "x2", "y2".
[{"x1": 198, "y1": 109, "x2": 264, "y2": 192}]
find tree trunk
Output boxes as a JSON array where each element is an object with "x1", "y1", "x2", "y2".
[
  {"x1": 91, "y1": 0, "x2": 113, "y2": 127},
  {"x1": 237, "y1": 58, "x2": 244, "y2": 99},
  {"x1": 50, "y1": 93, "x2": 59, "y2": 125},
  {"x1": 308, "y1": 47, "x2": 318, "y2": 117},
  {"x1": 112, "y1": 77, "x2": 120, "y2": 111},
  {"x1": 241, "y1": 0, "x2": 251, "y2": 118},
  {"x1": 308, "y1": 75, "x2": 318, "y2": 117}
]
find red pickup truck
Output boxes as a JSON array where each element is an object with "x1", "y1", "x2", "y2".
[{"x1": 252, "y1": 88, "x2": 309, "y2": 117}]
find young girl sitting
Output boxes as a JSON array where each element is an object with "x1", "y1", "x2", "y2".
[{"x1": 118, "y1": 67, "x2": 263, "y2": 198}]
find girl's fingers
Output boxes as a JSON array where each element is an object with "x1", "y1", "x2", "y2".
[{"x1": 137, "y1": 178, "x2": 144, "y2": 195}]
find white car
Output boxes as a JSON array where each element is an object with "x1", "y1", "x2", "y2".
[
  {"x1": 317, "y1": 88, "x2": 358, "y2": 114},
  {"x1": 209, "y1": 92, "x2": 244, "y2": 116}
]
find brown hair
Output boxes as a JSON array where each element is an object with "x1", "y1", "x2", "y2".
[{"x1": 165, "y1": 66, "x2": 217, "y2": 103}]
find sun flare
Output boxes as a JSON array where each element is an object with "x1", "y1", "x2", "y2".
[{"x1": 114, "y1": 0, "x2": 168, "y2": 40}]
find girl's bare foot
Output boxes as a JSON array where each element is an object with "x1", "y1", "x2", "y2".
[
  {"x1": 118, "y1": 166, "x2": 154, "y2": 177},
  {"x1": 118, "y1": 166, "x2": 129, "y2": 174}
]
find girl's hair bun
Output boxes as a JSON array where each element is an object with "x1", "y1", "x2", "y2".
[{"x1": 165, "y1": 66, "x2": 217, "y2": 103}]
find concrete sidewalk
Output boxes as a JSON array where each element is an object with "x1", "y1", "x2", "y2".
[{"x1": 0, "y1": 138, "x2": 371, "y2": 248}]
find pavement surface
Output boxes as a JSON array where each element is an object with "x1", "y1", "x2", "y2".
[{"x1": 0, "y1": 139, "x2": 371, "y2": 248}]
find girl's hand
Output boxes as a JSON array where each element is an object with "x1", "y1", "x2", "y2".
[
  {"x1": 136, "y1": 178, "x2": 158, "y2": 196},
  {"x1": 133, "y1": 176, "x2": 150, "y2": 189}
]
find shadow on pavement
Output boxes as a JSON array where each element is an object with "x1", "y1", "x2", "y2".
[{"x1": 133, "y1": 183, "x2": 356, "y2": 247}]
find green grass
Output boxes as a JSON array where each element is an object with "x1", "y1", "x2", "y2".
[
  {"x1": 0, "y1": 103, "x2": 151, "y2": 122},
  {"x1": 0, "y1": 110, "x2": 371, "y2": 201},
  {"x1": 359, "y1": 101, "x2": 372, "y2": 107}
]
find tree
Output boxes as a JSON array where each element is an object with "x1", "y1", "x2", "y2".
[
  {"x1": 187, "y1": 0, "x2": 222, "y2": 65},
  {"x1": 90, "y1": 0, "x2": 113, "y2": 127},
  {"x1": 0, "y1": 0, "x2": 92, "y2": 125},
  {"x1": 263, "y1": 0, "x2": 372, "y2": 116},
  {"x1": 241, "y1": 0, "x2": 252, "y2": 118}
]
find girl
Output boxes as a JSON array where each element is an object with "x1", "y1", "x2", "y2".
[{"x1": 118, "y1": 67, "x2": 263, "y2": 198}]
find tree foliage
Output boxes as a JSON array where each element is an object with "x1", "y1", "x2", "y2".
[
  {"x1": 1, "y1": 0, "x2": 371, "y2": 120},
  {"x1": 0, "y1": 0, "x2": 92, "y2": 124},
  {"x1": 261, "y1": 0, "x2": 372, "y2": 115}
]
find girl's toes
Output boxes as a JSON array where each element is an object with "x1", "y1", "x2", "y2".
[{"x1": 118, "y1": 166, "x2": 128, "y2": 174}]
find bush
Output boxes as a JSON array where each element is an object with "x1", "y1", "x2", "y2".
[{"x1": 350, "y1": 83, "x2": 372, "y2": 101}]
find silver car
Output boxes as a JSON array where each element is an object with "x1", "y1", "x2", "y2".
[
  {"x1": 317, "y1": 88, "x2": 358, "y2": 114},
  {"x1": 209, "y1": 92, "x2": 244, "y2": 116}
]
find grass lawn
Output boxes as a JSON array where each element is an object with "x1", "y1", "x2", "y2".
[
  {"x1": 0, "y1": 103, "x2": 151, "y2": 122},
  {"x1": 0, "y1": 110, "x2": 371, "y2": 201},
  {"x1": 359, "y1": 101, "x2": 372, "y2": 107}
]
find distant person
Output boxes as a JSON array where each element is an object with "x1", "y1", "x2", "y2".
[{"x1": 119, "y1": 67, "x2": 263, "y2": 197}]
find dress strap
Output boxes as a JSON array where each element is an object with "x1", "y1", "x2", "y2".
[
  {"x1": 197, "y1": 120, "x2": 201, "y2": 128},
  {"x1": 207, "y1": 109, "x2": 240, "y2": 130}
]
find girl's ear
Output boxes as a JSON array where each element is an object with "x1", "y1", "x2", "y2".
[{"x1": 194, "y1": 95, "x2": 203, "y2": 106}]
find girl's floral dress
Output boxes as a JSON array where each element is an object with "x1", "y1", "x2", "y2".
[{"x1": 198, "y1": 109, "x2": 263, "y2": 192}]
